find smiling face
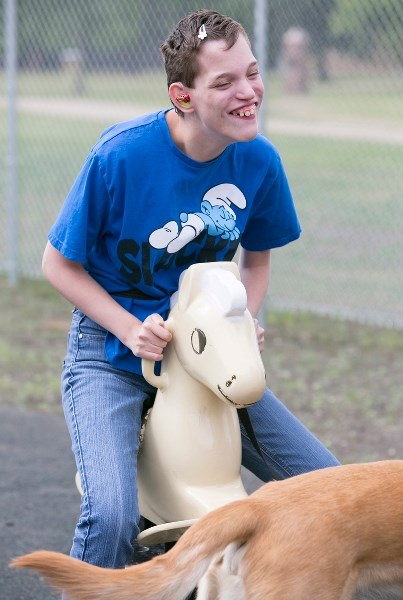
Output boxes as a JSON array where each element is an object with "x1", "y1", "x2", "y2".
[{"x1": 189, "y1": 35, "x2": 264, "y2": 150}]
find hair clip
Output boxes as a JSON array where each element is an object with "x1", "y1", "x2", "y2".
[{"x1": 198, "y1": 24, "x2": 207, "y2": 40}]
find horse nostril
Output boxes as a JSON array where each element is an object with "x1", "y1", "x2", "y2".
[{"x1": 225, "y1": 375, "x2": 237, "y2": 387}]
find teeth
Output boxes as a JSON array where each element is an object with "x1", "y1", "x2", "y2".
[{"x1": 235, "y1": 106, "x2": 255, "y2": 117}]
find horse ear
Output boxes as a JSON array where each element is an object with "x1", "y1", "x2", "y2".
[
  {"x1": 221, "y1": 261, "x2": 241, "y2": 281},
  {"x1": 177, "y1": 262, "x2": 241, "y2": 311},
  {"x1": 177, "y1": 265, "x2": 199, "y2": 311}
]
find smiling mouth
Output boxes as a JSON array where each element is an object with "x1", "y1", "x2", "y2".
[
  {"x1": 230, "y1": 104, "x2": 257, "y2": 118},
  {"x1": 217, "y1": 385, "x2": 255, "y2": 407}
]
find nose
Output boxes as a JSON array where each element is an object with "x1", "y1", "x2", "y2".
[{"x1": 235, "y1": 78, "x2": 256, "y2": 100}]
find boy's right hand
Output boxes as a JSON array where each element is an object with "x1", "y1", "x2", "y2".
[{"x1": 128, "y1": 313, "x2": 172, "y2": 361}]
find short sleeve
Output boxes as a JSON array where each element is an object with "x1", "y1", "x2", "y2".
[
  {"x1": 240, "y1": 152, "x2": 301, "y2": 251},
  {"x1": 48, "y1": 151, "x2": 111, "y2": 264}
]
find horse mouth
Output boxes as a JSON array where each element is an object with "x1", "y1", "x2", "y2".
[{"x1": 217, "y1": 386, "x2": 255, "y2": 408}]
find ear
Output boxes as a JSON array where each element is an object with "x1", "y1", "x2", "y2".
[{"x1": 169, "y1": 82, "x2": 194, "y2": 115}]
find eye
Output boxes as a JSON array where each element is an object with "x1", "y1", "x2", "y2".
[{"x1": 191, "y1": 328, "x2": 206, "y2": 354}]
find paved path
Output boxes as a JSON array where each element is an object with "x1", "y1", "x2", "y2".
[
  {"x1": 2, "y1": 96, "x2": 403, "y2": 146},
  {"x1": 0, "y1": 406, "x2": 263, "y2": 599},
  {"x1": 1, "y1": 407, "x2": 77, "y2": 599},
  {"x1": 3, "y1": 406, "x2": 403, "y2": 600}
]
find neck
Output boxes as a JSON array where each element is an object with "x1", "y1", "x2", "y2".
[{"x1": 166, "y1": 110, "x2": 227, "y2": 162}]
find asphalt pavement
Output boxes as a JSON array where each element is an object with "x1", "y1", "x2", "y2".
[
  {"x1": 0, "y1": 405, "x2": 265, "y2": 600},
  {"x1": 4, "y1": 406, "x2": 402, "y2": 600},
  {"x1": 1, "y1": 406, "x2": 77, "y2": 599}
]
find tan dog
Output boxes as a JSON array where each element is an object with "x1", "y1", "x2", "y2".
[{"x1": 10, "y1": 461, "x2": 403, "y2": 600}]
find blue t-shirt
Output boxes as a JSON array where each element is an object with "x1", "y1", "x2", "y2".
[{"x1": 49, "y1": 109, "x2": 301, "y2": 374}]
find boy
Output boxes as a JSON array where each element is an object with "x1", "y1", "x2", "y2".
[{"x1": 42, "y1": 9, "x2": 339, "y2": 573}]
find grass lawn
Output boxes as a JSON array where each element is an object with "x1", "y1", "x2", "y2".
[
  {"x1": 1, "y1": 103, "x2": 402, "y2": 325},
  {"x1": 268, "y1": 133, "x2": 403, "y2": 323},
  {"x1": 1, "y1": 70, "x2": 402, "y2": 444},
  {"x1": 1, "y1": 67, "x2": 402, "y2": 321},
  {"x1": 1, "y1": 276, "x2": 403, "y2": 465}
]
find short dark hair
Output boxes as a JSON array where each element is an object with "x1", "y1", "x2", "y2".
[{"x1": 160, "y1": 9, "x2": 249, "y2": 90}]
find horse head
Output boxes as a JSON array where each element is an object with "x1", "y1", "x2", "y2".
[{"x1": 168, "y1": 262, "x2": 266, "y2": 408}]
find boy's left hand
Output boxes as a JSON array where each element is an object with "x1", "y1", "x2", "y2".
[{"x1": 253, "y1": 319, "x2": 264, "y2": 352}]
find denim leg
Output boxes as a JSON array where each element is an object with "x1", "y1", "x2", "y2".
[
  {"x1": 62, "y1": 310, "x2": 155, "y2": 569},
  {"x1": 241, "y1": 388, "x2": 340, "y2": 482}
]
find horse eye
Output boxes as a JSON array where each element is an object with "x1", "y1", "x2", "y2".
[{"x1": 191, "y1": 328, "x2": 206, "y2": 354}]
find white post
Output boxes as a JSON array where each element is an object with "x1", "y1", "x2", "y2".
[
  {"x1": 5, "y1": 0, "x2": 18, "y2": 284},
  {"x1": 254, "y1": 0, "x2": 268, "y2": 325},
  {"x1": 254, "y1": 0, "x2": 267, "y2": 136}
]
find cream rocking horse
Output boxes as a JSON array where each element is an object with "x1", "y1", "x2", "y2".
[
  {"x1": 76, "y1": 261, "x2": 266, "y2": 547},
  {"x1": 136, "y1": 261, "x2": 266, "y2": 547}
]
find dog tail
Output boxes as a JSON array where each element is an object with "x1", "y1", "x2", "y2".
[{"x1": 10, "y1": 497, "x2": 260, "y2": 600}]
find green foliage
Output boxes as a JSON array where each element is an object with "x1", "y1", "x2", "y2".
[
  {"x1": 18, "y1": 0, "x2": 144, "y2": 69},
  {"x1": 267, "y1": 0, "x2": 336, "y2": 76},
  {"x1": 11, "y1": 0, "x2": 256, "y2": 71},
  {"x1": 8, "y1": 0, "x2": 403, "y2": 75},
  {"x1": 331, "y1": 0, "x2": 403, "y2": 64}
]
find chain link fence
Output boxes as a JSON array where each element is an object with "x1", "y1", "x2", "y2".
[{"x1": 1, "y1": 0, "x2": 403, "y2": 327}]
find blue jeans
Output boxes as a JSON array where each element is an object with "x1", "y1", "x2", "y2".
[{"x1": 62, "y1": 310, "x2": 339, "y2": 568}]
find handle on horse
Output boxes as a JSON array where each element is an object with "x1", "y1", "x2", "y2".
[
  {"x1": 142, "y1": 359, "x2": 168, "y2": 389},
  {"x1": 141, "y1": 315, "x2": 173, "y2": 390}
]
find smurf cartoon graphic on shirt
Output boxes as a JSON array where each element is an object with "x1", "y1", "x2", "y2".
[{"x1": 149, "y1": 183, "x2": 246, "y2": 254}]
